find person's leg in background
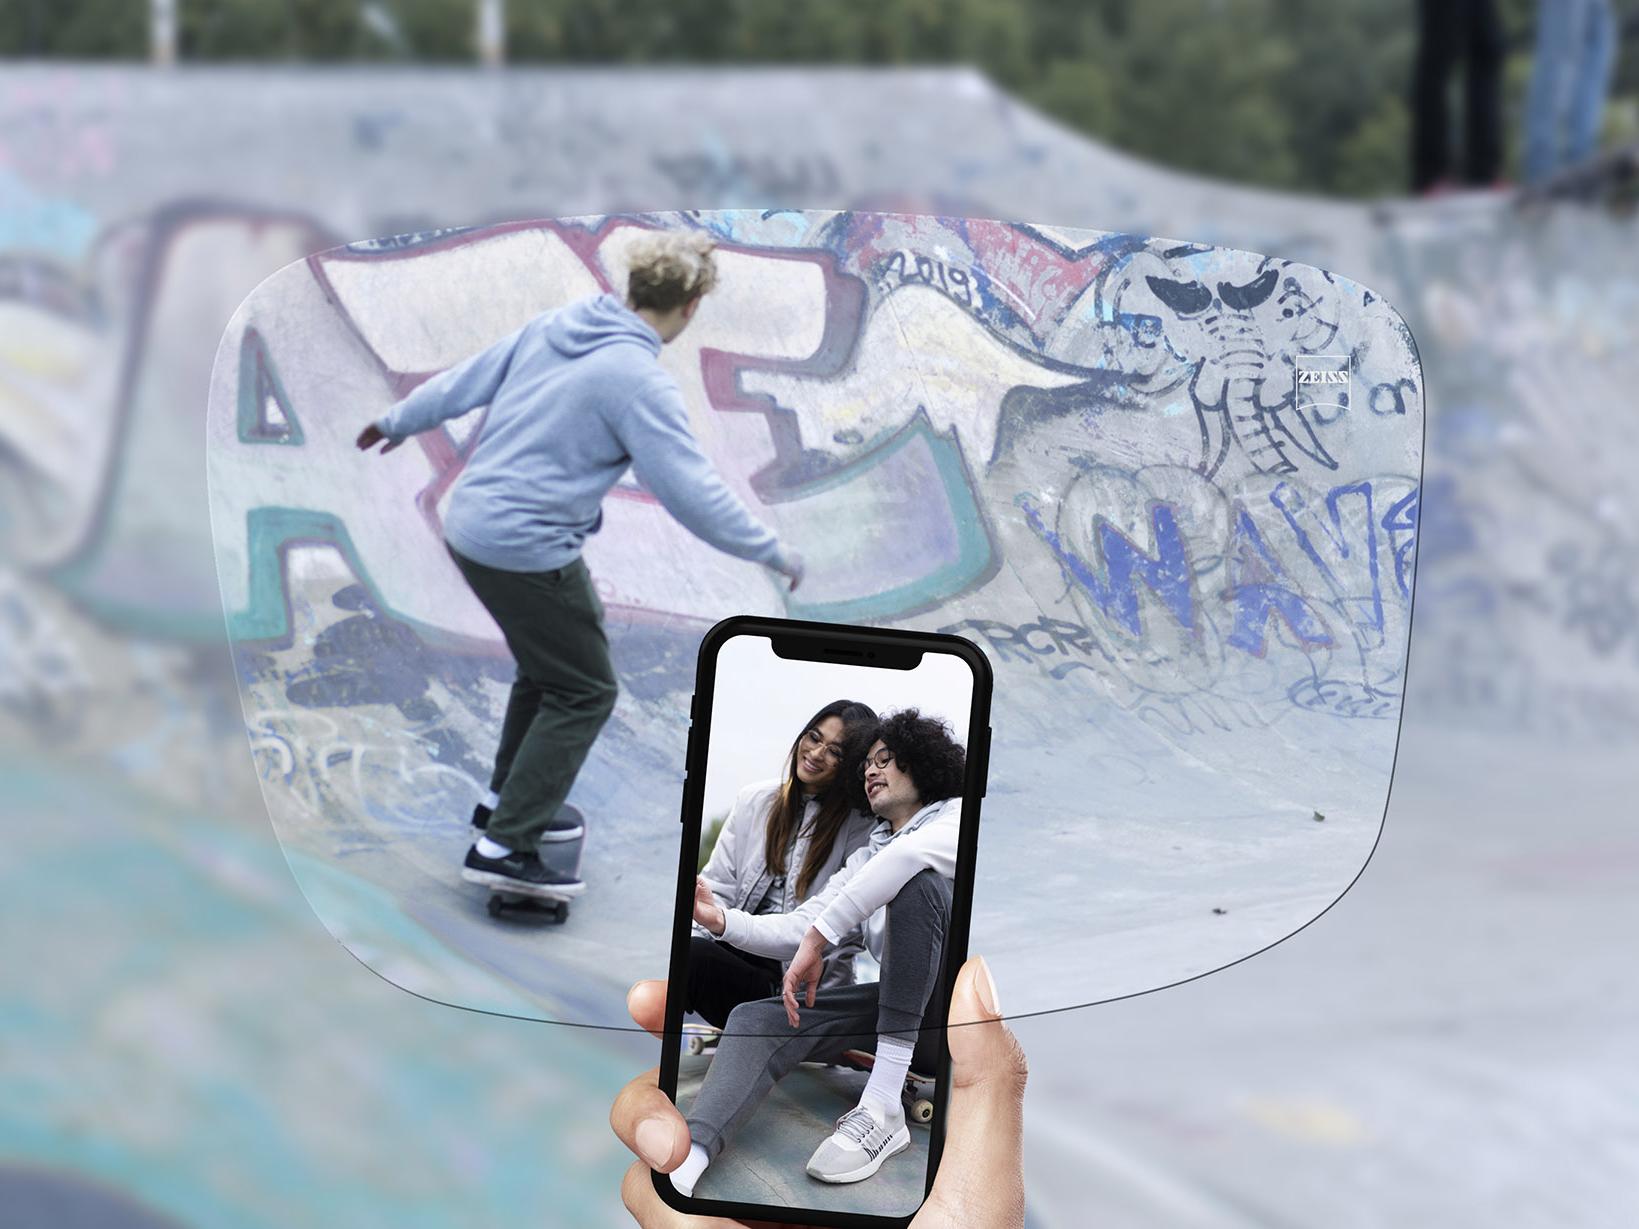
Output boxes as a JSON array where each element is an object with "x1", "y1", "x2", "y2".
[
  {"x1": 1567, "y1": 0, "x2": 1618, "y2": 169},
  {"x1": 1523, "y1": 0, "x2": 1577, "y2": 183},
  {"x1": 1412, "y1": 0, "x2": 1462, "y2": 193},
  {"x1": 1460, "y1": 0, "x2": 1506, "y2": 186}
]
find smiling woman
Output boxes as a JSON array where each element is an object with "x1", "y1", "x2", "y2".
[{"x1": 687, "y1": 699, "x2": 880, "y2": 1031}]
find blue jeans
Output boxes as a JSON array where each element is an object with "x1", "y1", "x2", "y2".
[{"x1": 1523, "y1": 0, "x2": 1616, "y2": 183}]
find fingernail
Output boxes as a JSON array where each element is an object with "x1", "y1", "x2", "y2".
[
  {"x1": 635, "y1": 1116, "x2": 674, "y2": 1169},
  {"x1": 973, "y1": 956, "x2": 1002, "y2": 1018}
]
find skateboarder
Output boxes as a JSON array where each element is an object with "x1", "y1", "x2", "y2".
[
  {"x1": 689, "y1": 700, "x2": 879, "y2": 1029},
  {"x1": 680, "y1": 709, "x2": 966, "y2": 1192},
  {"x1": 357, "y1": 230, "x2": 804, "y2": 896}
]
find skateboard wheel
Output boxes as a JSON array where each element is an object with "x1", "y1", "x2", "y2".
[
  {"x1": 687, "y1": 1035, "x2": 705, "y2": 1055},
  {"x1": 552, "y1": 901, "x2": 570, "y2": 924},
  {"x1": 911, "y1": 1098, "x2": 934, "y2": 1124},
  {"x1": 487, "y1": 896, "x2": 505, "y2": 918}
]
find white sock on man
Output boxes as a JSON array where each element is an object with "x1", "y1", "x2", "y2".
[
  {"x1": 481, "y1": 789, "x2": 501, "y2": 810},
  {"x1": 670, "y1": 1143, "x2": 710, "y2": 1197},
  {"x1": 860, "y1": 1035, "x2": 915, "y2": 1123},
  {"x1": 475, "y1": 836, "x2": 511, "y2": 859}
]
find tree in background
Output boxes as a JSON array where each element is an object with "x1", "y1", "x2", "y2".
[{"x1": 0, "y1": 0, "x2": 146, "y2": 56}]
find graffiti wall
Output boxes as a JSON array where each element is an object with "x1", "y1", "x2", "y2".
[{"x1": 205, "y1": 210, "x2": 1420, "y2": 1026}]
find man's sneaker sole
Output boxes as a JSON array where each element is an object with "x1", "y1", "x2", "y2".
[
  {"x1": 460, "y1": 867, "x2": 586, "y2": 897},
  {"x1": 806, "y1": 1126, "x2": 909, "y2": 1184}
]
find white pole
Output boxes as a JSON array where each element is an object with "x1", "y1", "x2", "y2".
[
  {"x1": 478, "y1": 0, "x2": 505, "y2": 68},
  {"x1": 151, "y1": 0, "x2": 178, "y2": 66}
]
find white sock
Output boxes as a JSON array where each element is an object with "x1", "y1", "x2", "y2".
[
  {"x1": 670, "y1": 1143, "x2": 710, "y2": 1197},
  {"x1": 476, "y1": 836, "x2": 511, "y2": 859},
  {"x1": 860, "y1": 1035, "x2": 914, "y2": 1123},
  {"x1": 481, "y1": 789, "x2": 501, "y2": 810}
]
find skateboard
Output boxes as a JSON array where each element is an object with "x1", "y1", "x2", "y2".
[
  {"x1": 683, "y1": 1024, "x2": 721, "y2": 1056},
  {"x1": 468, "y1": 804, "x2": 586, "y2": 924},
  {"x1": 836, "y1": 1048, "x2": 938, "y2": 1125}
]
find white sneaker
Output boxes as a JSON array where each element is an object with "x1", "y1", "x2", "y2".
[{"x1": 805, "y1": 1103, "x2": 909, "y2": 1184}]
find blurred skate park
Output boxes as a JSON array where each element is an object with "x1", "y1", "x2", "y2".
[{"x1": 4, "y1": 3, "x2": 1638, "y2": 1226}]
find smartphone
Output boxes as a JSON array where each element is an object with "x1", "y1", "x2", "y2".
[{"x1": 656, "y1": 615, "x2": 992, "y2": 1227}]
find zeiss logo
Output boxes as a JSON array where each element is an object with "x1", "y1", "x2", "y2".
[{"x1": 1294, "y1": 355, "x2": 1351, "y2": 419}]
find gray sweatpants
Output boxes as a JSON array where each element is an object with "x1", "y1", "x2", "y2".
[{"x1": 686, "y1": 868, "x2": 952, "y2": 1160}]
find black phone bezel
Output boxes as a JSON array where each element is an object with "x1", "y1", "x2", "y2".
[{"x1": 654, "y1": 614, "x2": 993, "y2": 1229}]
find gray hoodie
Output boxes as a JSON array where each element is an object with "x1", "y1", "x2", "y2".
[{"x1": 376, "y1": 294, "x2": 786, "y2": 575}]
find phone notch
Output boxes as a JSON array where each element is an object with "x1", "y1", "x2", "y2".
[{"x1": 771, "y1": 633, "x2": 923, "y2": 672}]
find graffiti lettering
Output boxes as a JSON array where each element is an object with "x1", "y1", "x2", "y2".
[
  {"x1": 937, "y1": 615, "x2": 1114, "y2": 676},
  {"x1": 881, "y1": 250, "x2": 980, "y2": 310},
  {"x1": 1287, "y1": 676, "x2": 1399, "y2": 719}
]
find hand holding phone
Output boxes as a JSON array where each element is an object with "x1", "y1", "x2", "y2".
[{"x1": 612, "y1": 956, "x2": 1027, "y2": 1229}]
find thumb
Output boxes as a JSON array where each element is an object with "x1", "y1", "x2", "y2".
[{"x1": 928, "y1": 956, "x2": 1027, "y2": 1222}]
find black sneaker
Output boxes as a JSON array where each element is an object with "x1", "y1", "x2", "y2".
[
  {"x1": 470, "y1": 803, "x2": 583, "y2": 844},
  {"x1": 461, "y1": 845, "x2": 585, "y2": 896},
  {"x1": 540, "y1": 806, "x2": 584, "y2": 843}
]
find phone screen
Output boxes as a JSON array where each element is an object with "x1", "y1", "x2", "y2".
[{"x1": 657, "y1": 617, "x2": 991, "y2": 1227}]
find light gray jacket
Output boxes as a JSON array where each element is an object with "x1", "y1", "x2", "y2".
[{"x1": 697, "y1": 779, "x2": 874, "y2": 989}]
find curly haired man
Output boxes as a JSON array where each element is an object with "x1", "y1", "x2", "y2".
[
  {"x1": 685, "y1": 708, "x2": 967, "y2": 1192},
  {"x1": 358, "y1": 231, "x2": 803, "y2": 895}
]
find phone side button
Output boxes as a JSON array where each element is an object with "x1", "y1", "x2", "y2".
[
  {"x1": 979, "y1": 725, "x2": 992, "y2": 797},
  {"x1": 683, "y1": 726, "x2": 696, "y2": 816}
]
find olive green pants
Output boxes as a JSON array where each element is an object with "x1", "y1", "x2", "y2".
[{"x1": 449, "y1": 547, "x2": 618, "y2": 853}]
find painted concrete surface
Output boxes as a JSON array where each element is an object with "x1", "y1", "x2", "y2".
[
  {"x1": 2, "y1": 64, "x2": 1635, "y2": 1228},
  {"x1": 0, "y1": 754, "x2": 648, "y2": 1229},
  {"x1": 1017, "y1": 723, "x2": 1639, "y2": 1229}
]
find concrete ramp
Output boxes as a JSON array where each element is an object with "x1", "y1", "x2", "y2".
[{"x1": 7, "y1": 65, "x2": 1634, "y2": 1228}]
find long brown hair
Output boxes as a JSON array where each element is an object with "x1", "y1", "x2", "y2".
[{"x1": 763, "y1": 700, "x2": 878, "y2": 899}]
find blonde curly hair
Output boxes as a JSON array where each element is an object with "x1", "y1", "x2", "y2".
[{"x1": 625, "y1": 230, "x2": 719, "y2": 312}]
